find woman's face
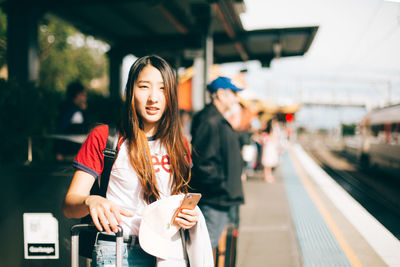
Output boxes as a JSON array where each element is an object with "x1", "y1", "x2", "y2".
[{"x1": 133, "y1": 64, "x2": 166, "y2": 135}]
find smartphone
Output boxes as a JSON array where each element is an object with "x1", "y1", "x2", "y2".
[{"x1": 171, "y1": 193, "x2": 202, "y2": 224}]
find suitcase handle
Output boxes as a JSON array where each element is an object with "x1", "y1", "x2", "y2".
[{"x1": 71, "y1": 224, "x2": 124, "y2": 267}]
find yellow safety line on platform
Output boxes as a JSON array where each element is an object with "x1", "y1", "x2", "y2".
[{"x1": 289, "y1": 150, "x2": 363, "y2": 267}]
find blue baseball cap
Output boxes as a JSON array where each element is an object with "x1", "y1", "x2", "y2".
[{"x1": 207, "y1": 76, "x2": 243, "y2": 93}]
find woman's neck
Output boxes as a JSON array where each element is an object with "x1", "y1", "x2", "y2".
[{"x1": 143, "y1": 123, "x2": 158, "y2": 137}]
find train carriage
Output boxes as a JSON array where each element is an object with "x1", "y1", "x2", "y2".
[{"x1": 353, "y1": 104, "x2": 400, "y2": 172}]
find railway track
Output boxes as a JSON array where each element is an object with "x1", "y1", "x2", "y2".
[{"x1": 304, "y1": 145, "x2": 400, "y2": 240}]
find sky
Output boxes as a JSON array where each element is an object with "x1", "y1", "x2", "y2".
[{"x1": 220, "y1": 0, "x2": 400, "y2": 110}]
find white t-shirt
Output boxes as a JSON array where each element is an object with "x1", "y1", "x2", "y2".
[{"x1": 107, "y1": 139, "x2": 172, "y2": 236}]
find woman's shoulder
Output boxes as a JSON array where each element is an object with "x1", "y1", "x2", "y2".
[
  {"x1": 91, "y1": 124, "x2": 109, "y2": 134},
  {"x1": 73, "y1": 125, "x2": 111, "y2": 176},
  {"x1": 88, "y1": 124, "x2": 112, "y2": 139},
  {"x1": 83, "y1": 124, "x2": 110, "y2": 149}
]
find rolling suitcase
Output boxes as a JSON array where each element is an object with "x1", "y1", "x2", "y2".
[
  {"x1": 216, "y1": 223, "x2": 238, "y2": 267},
  {"x1": 70, "y1": 224, "x2": 124, "y2": 267}
]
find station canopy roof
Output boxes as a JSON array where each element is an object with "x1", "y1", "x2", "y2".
[{"x1": 6, "y1": 0, "x2": 318, "y2": 67}]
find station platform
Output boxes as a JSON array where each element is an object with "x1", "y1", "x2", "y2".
[
  {"x1": 236, "y1": 144, "x2": 400, "y2": 267},
  {"x1": 2, "y1": 142, "x2": 399, "y2": 266}
]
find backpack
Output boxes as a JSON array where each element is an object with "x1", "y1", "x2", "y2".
[{"x1": 79, "y1": 126, "x2": 119, "y2": 258}]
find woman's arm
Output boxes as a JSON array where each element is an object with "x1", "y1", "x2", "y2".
[
  {"x1": 62, "y1": 170, "x2": 95, "y2": 218},
  {"x1": 62, "y1": 170, "x2": 133, "y2": 234}
]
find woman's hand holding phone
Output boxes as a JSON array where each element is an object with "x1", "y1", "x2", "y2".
[
  {"x1": 172, "y1": 193, "x2": 201, "y2": 229},
  {"x1": 174, "y1": 208, "x2": 199, "y2": 229}
]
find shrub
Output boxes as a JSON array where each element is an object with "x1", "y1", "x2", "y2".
[{"x1": 0, "y1": 79, "x2": 62, "y2": 162}]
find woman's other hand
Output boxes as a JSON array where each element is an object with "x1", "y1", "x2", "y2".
[
  {"x1": 62, "y1": 170, "x2": 133, "y2": 234},
  {"x1": 85, "y1": 195, "x2": 133, "y2": 234}
]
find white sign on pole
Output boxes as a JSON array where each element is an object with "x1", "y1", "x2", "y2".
[{"x1": 23, "y1": 213, "x2": 59, "y2": 259}]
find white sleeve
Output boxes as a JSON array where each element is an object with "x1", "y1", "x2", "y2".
[{"x1": 70, "y1": 111, "x2": 84, "y2": 124}]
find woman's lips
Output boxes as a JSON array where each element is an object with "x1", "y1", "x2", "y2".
[{"x1": 146, "y1": 106, "x2": 159, "y2": 115}]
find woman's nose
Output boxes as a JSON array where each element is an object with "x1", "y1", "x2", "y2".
[{"x1": 148, "y1": 88, "x2": 159, "y2": 102}]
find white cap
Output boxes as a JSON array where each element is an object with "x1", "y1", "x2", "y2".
[{"x1": 139, "y1": 195, "x2": 184, "y2": 259}]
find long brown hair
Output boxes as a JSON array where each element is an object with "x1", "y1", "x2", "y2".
[{"x1": 120, "y1": 55, "x2": 190, "y2": 203}]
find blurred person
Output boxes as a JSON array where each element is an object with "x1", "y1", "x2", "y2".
[
  {"x1": 55, "y1": 81, "x2": 88, "y2": 161},
  {"x1": 276, "y1": 120, "x2": 288, "y2": 152},
  {"x1": 261, "y1": 118, "x2": 280, "y2": 183},
  {"x1": 241, "y1": 137, "x2": 258, "y2": 178},
  {"x1": 251, "y1": 112, "x2": 264, "y2": 171},
  {"x1": 57, "y1": 81, "x2": 88, "y2": 134},
  {"x1": 63, "y1": 55, "x2": 212, "y2": 266},
  {"x1": 179, "y1": 110, "x2": 192, "y2": 142},
  {"x1": 190, "y1": 76, "x2": 245, "y2": 260},
  {"x1": 225, "y1": 102, "x2": 250, "y2": 181}
]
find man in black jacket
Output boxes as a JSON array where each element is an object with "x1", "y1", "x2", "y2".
[{"x1": 190, "y1": 76, "x2": 245, "y2": 256}]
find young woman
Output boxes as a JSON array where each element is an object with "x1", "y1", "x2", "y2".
[
  {"x1": 261, "y1": 118, "x2": 280, "y2": 183},
  {"x1": 62, "y1": 55, "x2": 198, "y2": 266}
]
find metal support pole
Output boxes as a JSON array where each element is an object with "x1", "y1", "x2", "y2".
[
  {"x1": 108, "y1": 48, "x2": 124, "y2": 100},
  {"x1": 7, "y1": 5, "x2": 41, "y2": 83},
  {"x1": 203, "y1": 34, "x2": 213, "y2": 105}
]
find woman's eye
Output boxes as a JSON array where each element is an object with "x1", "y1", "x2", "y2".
[
  {"x1": 160, "y1": 87, "x2": 165, "y2": 90},
  {"x1": 139, "y1": 85, "x2": 149, "y2": 89}
]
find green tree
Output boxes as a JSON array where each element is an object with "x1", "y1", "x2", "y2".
[
  {"x1": 0, "y1": 11, "x2": 113, "y2": 163},
  {"x1": 0, "y1": 10, "x2": 109, "y2": 92},
  {"x1": 38, "y1": 14, "x2": 108, "y2": 93}
]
